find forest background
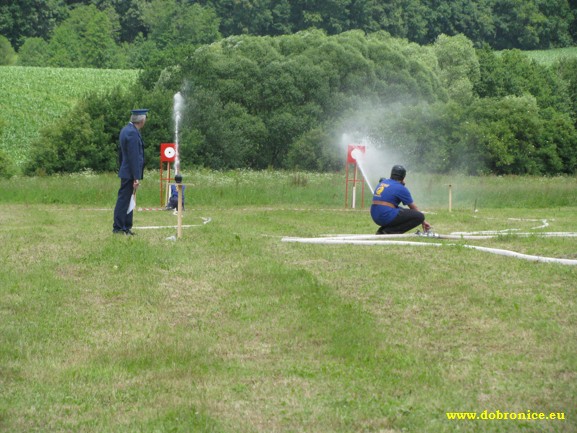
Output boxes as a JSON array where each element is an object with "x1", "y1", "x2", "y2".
[{"x1": 1, "y1": 0, "x2": 577, "y2": 177}]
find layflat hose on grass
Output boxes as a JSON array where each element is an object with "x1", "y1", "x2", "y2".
[{"x1": 282, "y1": 233, "x2": 577, "y2": 266}]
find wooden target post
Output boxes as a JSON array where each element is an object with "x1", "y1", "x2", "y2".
[
  {"x1": 160, "y1": 143, "x2": 176, "y2": 206},
  {"x1": 344, "y1": 144, "x2": 366, "y2": 208}
]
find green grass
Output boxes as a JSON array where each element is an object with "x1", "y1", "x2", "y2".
[
  {"x1": 0, "y1": 169, "x2": 575, "y2": 209},
  {"x1": 0, "y1": 171, "x2": 576, "y2": 432},
  {"x1": 0, "y1": 66, "x2": 138, "y2": 165}
]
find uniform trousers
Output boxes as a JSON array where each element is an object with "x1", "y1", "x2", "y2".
[{"x1": 113, "y1": 178, "x2": 135, "y2": 232}]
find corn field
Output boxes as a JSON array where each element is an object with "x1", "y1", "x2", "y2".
[
  {"x1": 0, "y1": 66, "x2": 138, "y2": 165},
  {"x1": 523, "y1": 46, "x2": 577, "y2": 65}
]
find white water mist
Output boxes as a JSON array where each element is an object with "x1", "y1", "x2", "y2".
[
  {"x1": 173, "y1": 92, "x2": 185, "y2": 175},
  {"x1": 351, "y1": 148, "x2": 374, "y2": 192}
]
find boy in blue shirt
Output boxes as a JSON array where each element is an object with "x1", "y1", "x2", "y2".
[{"x1": 371, "y1": 165, "x2": 431, "y2": 234}]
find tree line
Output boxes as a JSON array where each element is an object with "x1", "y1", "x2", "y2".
[
  {"x1": 1, "y1": 0, "x2": 577, "y2": 69},
  {"x1": 19, "y1": 30, "x2": 577, "y2": 177}
]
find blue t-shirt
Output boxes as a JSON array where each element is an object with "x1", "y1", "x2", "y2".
[
  {"x1": 370, "y1": 178, "x2": 414, "y2": 225},
  {"x1": 169, "y1": 184, "x2": 185, "y2": 205}
]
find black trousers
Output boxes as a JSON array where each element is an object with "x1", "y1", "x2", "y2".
[
  {"x1": 113, "y1": 178, "x2": 135, "y2": 232},
  {"x1": 377, "y1": 208, "x2": 424, "y2": 234}
]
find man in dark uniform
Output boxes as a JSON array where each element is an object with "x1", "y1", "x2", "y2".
[
  {"x1": 113, "y1": 109, "x2": 148, "y2": 235},
  {"x1": 370, "y1": 165, "x2": 431, "y2": 234}
]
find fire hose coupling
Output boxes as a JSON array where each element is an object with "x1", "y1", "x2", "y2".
[{"x1": 416, "y1": 229, "x2": 439, "y2": 238}]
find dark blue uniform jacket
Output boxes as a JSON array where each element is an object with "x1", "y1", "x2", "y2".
[{"x1": 118, "y1": 123, "x2": 144, "y2": 180}]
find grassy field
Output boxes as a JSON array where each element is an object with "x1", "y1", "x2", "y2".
[
  {"x1": 0, "y1": 171, "x2": 575, "y2": 432},
  {"x1": 0, "y1": 66, "x2": 138, "y2": 166}
]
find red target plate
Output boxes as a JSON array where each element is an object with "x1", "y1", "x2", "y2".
[{"x1": 161, "y1": 143, "x2": 176, "y2": 162}]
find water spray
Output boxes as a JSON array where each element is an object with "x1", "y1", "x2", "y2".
[
  {"x1": 351, "y1": 148, "x2": 374, "y2": 192},
  {"x1": 173, "y1": 92, "x2": 184, "y2": 175},
  {"x1": 344, "y1": 144, "x2": 371, "y2": 208}
]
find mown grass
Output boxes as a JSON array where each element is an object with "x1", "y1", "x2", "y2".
[{"x1": 0, "y1": 171, "x2": 576, "y2": 433}]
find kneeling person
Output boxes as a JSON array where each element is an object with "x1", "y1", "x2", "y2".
[
  {"x1": 165, "y1": 184, "x2": 185, "y2": 211},
  {"x1": 371, "y1": 165, "x2": 431, "y2": 234}
]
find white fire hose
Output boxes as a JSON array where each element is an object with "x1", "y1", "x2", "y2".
[{"x1": 281, "y1": 232, "x2": 577, "y2": 266}]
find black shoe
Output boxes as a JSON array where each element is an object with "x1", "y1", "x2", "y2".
[
  {"x1": 376, "y1": 227, "x2": 386, "y2": 235},
  {"x1": 125, "y1": 229, "x2": 136, "y2": 236}
]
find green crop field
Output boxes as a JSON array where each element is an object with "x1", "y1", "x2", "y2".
[
  {"x1": 0, "y1": 170, "x2": 575, "y2": 433},
  {"x1": 524, "y1": 46, "x2": 577, "y2": 65},
  {"x1": 0, "y1": 66, "x2": 138, "y2": 166}
]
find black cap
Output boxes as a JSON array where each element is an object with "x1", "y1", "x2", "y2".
[{"x1": 390, "y1": 165, "x2": 406, "y2": 180}]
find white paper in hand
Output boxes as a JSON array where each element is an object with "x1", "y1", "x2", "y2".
[{"x1": 127, "y1": 194, "x2": 136, "y2": 214}]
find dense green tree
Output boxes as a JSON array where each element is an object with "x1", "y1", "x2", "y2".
[
  {"x1": 556, "y1": 58, "x2": 577, "y2": 124},
  {"x1": 0, "y1": 0, "x2": 67, "y2": 50},
  {"x1": 135, "y1": 0, "x2": 221, "y2": 87},
  {"x1": 46, "y1": 0, "x2": 148, "y2": 42},
  {"x1": 0, "y1": 33, "x2": 16, "y2": 65},
  {"x1": 3, "y1": 0, "x2": 577, "y2": 69},
  {"x1": 24, "y1": 84, "x2": 173, "y2": 175},
  {"x1": 25, "y1": 108, "x2": 106, "y2": 176},
  {"x1": 432, "y1": 33, "x2": 480, "y2": 103},
  {"x1": 46, "y1": 4, "x2": 125, "y2": 68},
  {"x1": 385, "y1": 95, "x2": 574, "y2": 175},
  {"x1": 0, "y1": 149, "x2": 15, "y2": 178},
  {"x1": 383, "y1": 101, "x2": 469, "y2": 173},
  {"x1": 195, "y1": 0, "x2": 577, "y2": 48},
  {"x1": 468, "y1": 95, "x2": 544, "y2": 174},
  {"x1": 201, "y1": 0, "x2": 279, "y2": 35},
  {"x1": 536, "y1": 0, "x2": 573, "y2": 47},
  {"x1": 423, "y1": 0, "x2": 495, "y2": 46},
  {"x1": 570, "y1": 0, "x2": 577, "y2": 41},
  {"x1": 142, "y1": 0, "x2": 220, "y2": 49},
  {"x1": 117, "y1": 0, "x2": 149, "y2": 43},
  {"x1": 292, "y1": 0, "x2": 353, "y2": 34},
  {"x1": 475, "y1": 49, "x2": 572, "y2": 113},
  {"x1": 352, "y1": 37, "x2": 577, "y2": 175},
  {"x1": 491, "y1": 0, "x2": 573, "y2": 49},
  {"x1": 538, "y1": 108, "x2": 577, "y2": 173},
  {"x1": 471, "y1": 96, "x2": 574, "y2": 175},
  {"x1": 286, "y1": 126, "x2": 342, "y2": 171},
  {"x1": 16, "y1": 37, "x2": 50, "y2": 66},
  {"x1": 173, "y1": 31, "x2": 447, "y2": 169},
  {"x1": 24, "y1": 30, "x2": 577, "y2": 176},
  {"x1": 94, "y1": 0, "x2": 149, "y2": 43}
]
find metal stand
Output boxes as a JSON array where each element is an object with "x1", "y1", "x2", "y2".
[
  {"x1": 175, "y1": 173, "x2": 183, "y2": 239},
  {"x1": 160, "y1": 161, "x2": 172, "y2": 207}
]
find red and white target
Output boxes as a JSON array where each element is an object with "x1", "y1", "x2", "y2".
[
  {"x1": 347, "y1": 144, "x2": 366, "y2": 163},
  {"x1": 160, "y1": 143, "x2": 176, "y2": 162}
]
